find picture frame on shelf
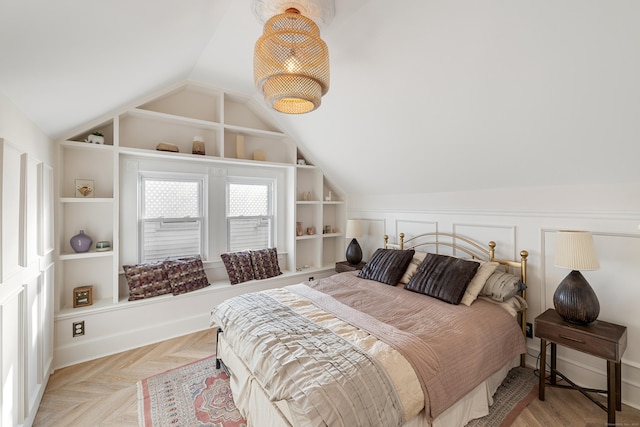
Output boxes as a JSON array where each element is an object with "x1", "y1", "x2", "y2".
[
  {"x1": 73, "y1": 286, "x2": 93, "y2": 308},
  {"x1": 75, "y1": 179, "x2": 95, "y2": 198}
]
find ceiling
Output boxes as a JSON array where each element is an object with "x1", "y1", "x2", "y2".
[{"x1": 1, "y1": 0, "x2": 639, "y2": 196}]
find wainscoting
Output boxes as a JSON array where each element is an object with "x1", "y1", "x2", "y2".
[
  {"x1": 1, "y1": 139, "x2": 54, "y2": 427},
  {"x1": 348, "y1": 203, "x2": 640, "y2": 410}
]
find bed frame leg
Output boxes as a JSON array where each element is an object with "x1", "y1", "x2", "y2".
[{"x1": 215, "y1": 327, "x2": 223, "y2": 369}]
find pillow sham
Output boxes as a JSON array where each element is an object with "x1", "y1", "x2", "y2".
[
  {"x1": 479, "y1": 270, "x2": 526, "y2": 302},
  {"x1": 399, "y1": 251, "x2": 427, "y2": 284},
  {"x1": 220, "y1": 251, "x2": 255, "y2": 285},
  {"x1": 164, "y1": 255, "x2": 210, "y2": 295},
  {"x1": 478, "y1": 294, "x2": 528, "y2": 317},
  {"x1": 358, "y1": 248, "x2": 415, "y2": 286},
  {"x1": 405, "y1": 253, "x2": 480, "y2": 304},
  {"x1": 250, "y1": 248, "x2": 282, "y2": 280},
  {"x1": 460, "y1": 261, "x2": 500, "y2": 306},
  {"x1": 123, "y1": 261, "x2": 172, "y2": 301}
]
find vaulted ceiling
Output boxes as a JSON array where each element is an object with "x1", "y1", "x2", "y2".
[{"x1": 1, "y1": 0, "x2": 639, "y2": 196}]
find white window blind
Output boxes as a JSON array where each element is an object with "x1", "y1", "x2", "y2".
[
  {"x1": 227, "y1": 180, "x2": 274, "y2": 252},
  {"x1": 140, "y1": 175, "x2": 205, "y2": 262}
]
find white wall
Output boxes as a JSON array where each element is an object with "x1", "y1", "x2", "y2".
[
  {"x1": 349, "y1": 182, "x2": 640, "y2": 410},
  {"x1": 0, "y1": 92, "x2": 54, "y2": 426}
]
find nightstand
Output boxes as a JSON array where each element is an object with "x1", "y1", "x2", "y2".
[
  {"x1": 335, "y1": 261, "x2": 366, "y2": 273},
  {"x1": 535, "y1": 308, "x2": 627, "y2": 425}
]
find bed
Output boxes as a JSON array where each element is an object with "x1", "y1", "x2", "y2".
[{"x1": 210, "y1": 232, "x2": 529, "y2": 427}]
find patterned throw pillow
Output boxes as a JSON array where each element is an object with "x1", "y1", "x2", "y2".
[
  {"x1": 123, "y1": 262, "x2": 172, "y2": 301},
  {"x1": 164, "y1": 255, "x2": 210, "y2": 295},
  {"x1": 220, "y1": 251, "x2": 255, "y2": 285},
  {"x1": 249, "y1": 248, "x2": 282, "y2": 280}
]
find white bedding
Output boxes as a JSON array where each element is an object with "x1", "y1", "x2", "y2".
[{"x1": 211, "y1": 273, "x2": 526, "y2": 426}]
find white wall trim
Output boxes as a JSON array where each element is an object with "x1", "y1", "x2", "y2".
[{"x1": 351, "y1": 207, "x2": 640, "y2": 221}]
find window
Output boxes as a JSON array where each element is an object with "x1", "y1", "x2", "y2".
[
  {"x1": 139, "y1": 174, "x2": 205, "y2": 262},
  {"x1": 227, "y1": 178, "x2": 274, "y2": 252}
]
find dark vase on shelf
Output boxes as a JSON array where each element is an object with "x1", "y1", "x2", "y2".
[{"x1": 70, "y1": 230, "x2": 92, "y2": 253}]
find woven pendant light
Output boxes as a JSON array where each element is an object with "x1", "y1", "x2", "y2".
[{"x1": 254, "y1": 8, "x2": 330, "y2": 114}]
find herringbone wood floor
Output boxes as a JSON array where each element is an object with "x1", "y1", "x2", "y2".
[{"x1": 34, "y1": 328, "x2": 640, "y2": 426}]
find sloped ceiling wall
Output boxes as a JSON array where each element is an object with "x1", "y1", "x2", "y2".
[{"x1": 1, "y1": 0, "x2": 639, "y2": 196}]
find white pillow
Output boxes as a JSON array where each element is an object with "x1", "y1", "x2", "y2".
[
  {"x1": 399, "y1": 251, "x2": 427, "y2": 284},
  {"x1": 460, "y1": 261, "x2": 499, "y2": 306}
]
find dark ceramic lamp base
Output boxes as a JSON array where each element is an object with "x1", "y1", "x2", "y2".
[
  {"x1": 345, "y1": 238, "x2": 362, "y2": 265},
  {"x1": 553, "y1": 270, "x2": 600, "y2": 325}
]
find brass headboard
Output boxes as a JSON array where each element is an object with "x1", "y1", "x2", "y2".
[{"x1": 384, "y1": 232, "x2": 529, "y2": 367}]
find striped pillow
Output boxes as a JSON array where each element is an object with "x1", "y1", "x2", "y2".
[
  {"x1": 406, "y1": 253, "x2": 479, "y2": 304},
  {"x1": 358, "y1": 248, "x2": 415, "y2": 286}
]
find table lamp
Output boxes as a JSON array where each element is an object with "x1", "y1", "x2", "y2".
[
  {"x1": 345, "y1": 219, "x2": 363, "y2": 265},
  {"x1": 553, "y1": 230, "x2": 600, "y2": 324}
]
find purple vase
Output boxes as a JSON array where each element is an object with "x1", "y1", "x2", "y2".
[{"x1": 70, "y1": 230, "x2": 92, "y2": 253}]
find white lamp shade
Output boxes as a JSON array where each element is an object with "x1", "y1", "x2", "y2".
[
  {"x1": 554, "y1": 230, "x2": 600, "y2": 271},
  {"x1": 345, "y1": 220, "x2": 362, "y2": 239}
]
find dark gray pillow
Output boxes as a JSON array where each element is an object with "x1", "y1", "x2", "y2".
[
  {"x1": 358, "y1": 248, "x2": 415, "y2": 285},
  {"x1": 405, "y1": 253, "x2": 480, "y2": 304}
]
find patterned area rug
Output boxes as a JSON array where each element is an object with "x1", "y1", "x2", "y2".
[
  {"x1": 138, "y1": 357, "x2": 536, "y2": 427},
  {"x1": 467, "y1": 366, "x2": 539, "y2": 427},
  {"x1": 137, "y1": 355, "x2": 247, "y2": 427}
]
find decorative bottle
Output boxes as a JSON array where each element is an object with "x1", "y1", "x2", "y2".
[{"x1": 70, "y1": 230, "x2": 93, "y2": 253}]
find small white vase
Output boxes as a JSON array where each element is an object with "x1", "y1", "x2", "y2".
[{"x1": 87, "y1": 134, "x2": 104, "y2": 144}]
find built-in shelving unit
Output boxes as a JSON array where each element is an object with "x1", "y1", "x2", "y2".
[{"x1": 55, "y1": 81, "x2": 344, "y2": 321}]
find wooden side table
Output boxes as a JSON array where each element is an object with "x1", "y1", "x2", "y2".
[
  {"x1": 335, "y1": 261, "x2": 366, "y2": 273},
  {"x1": 535, "y1": 308, "x2": 627, "y2": 425}
]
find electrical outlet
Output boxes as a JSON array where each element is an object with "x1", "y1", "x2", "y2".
[
  {"x1": 525, "y1": 322, "x2": 533, "y2": 338},
  {"x1": 73, "y1": 321, "x2": 85, "y2": 337}
]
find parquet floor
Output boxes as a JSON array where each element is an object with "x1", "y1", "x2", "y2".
[{"x1": 34, "y1": 328, "x2": 640, "y2": 426}]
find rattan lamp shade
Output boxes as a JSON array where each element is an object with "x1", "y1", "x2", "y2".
[{"x1": 254, "y1": 9, "x2": 330, "y2": 114}]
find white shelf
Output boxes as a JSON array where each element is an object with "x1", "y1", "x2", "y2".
[
  {"x1": 61, "y1": 140, "x2": 115, "y2": 151},
  {"x1": 119, "y1": 146, "x2": 222, "y2": 162},
  {"x1": 59, "y1": 197, "x2": 114, "y2": 203},
  {"x1": 118, "y1": 146, "x2": 294, "y2": 169},
  {"x1": 59, "y1": 250, "x2": 114, "y2": 261},
  {"x1": 56, "y1": 82, "x2": 344, "y2": 320},
  {"x1": 55, "y1": 298, "x2": 116, "y2": 319},
  {"x1": 296, "y1": 235, "x2": 321, "y2": 240},
  {"x1": 125, "y1": 108, "x2": 222, "y2": 130},
  {"x1": 224, "y1": 123, "x2": 286, "y2": 139}
]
